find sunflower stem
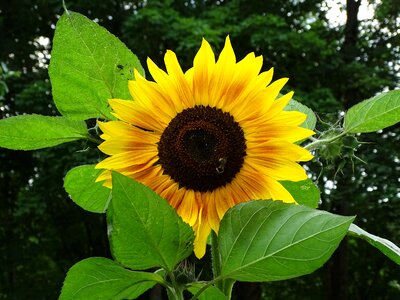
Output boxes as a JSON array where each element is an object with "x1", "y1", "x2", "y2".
[
  {"x1": 189, "y1": 278, "x2": 219, "y2": 300},
  {"x1": 222, "y1": 279, "x2": 235, "y2": 299},
  {"x1": 210, "y1": 231, "x2": 234, "y2": 298},
  {"x1": 167, "y1": 271, "x2": 184, "y2": 300},
  {"x1": 211, "y1": 231, "x2": 222, "y2": 286},
  {"x1": 166, "y1": 286, "x2": 184, "y2": 300},
  {"x1": 304, "y1": 131, "x2": 347, "y2": 151}
]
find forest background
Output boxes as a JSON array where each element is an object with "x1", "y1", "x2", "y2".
[{"x1": 0, "y1": 0, "x2": 399, "y2": 299}]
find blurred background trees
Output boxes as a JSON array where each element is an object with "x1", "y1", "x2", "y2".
[{"x1": 0, "y1": 0, "x2": 399, "y2": 299}]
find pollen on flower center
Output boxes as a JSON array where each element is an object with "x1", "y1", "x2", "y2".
[{"x1": 158, "y1": 105, "x2": 246, "y2": 192}]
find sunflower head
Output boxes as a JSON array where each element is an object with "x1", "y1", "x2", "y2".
[{"x1": 96, "y1": 36, "x2": 314, "y2": 258}]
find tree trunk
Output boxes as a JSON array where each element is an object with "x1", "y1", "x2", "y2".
[
  {"x1": 326, "y1": 1, "x2": 361, "y2": 300},
  {"x1": 341, "y1": 0, "x2": 362, "y2": 110}
]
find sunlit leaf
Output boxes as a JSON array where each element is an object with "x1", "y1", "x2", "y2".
[
  {"x1": 64, "y1": 165, "x2": 111, "y2": 213},
  {"x1": 280, "y1": 179, "x2": 320, "y2": 208},
  {"x1": 109, "y1": 172, "x2": 194, "y2": 272},
  {"x1": 285, "y1": 98, "x2": 317, "y2": 130},
  {"x1": 219, "y1": 200, "x2": 354, "y2": 281},
  {"x1": 0, "y1": 114, "x2": 87, "y2": 150},
  {"x1": 348, "y1": 223, "x2": 400, "y2": 265},
  {"x1": 49, "y1": 11, "x2": 144, "y2": 120},
  {"x1": 59, "y1": 257, "x2": 161, "y2": 300},
  {"x1": 344, "y1": 90, "x2": 400, "y2": 133}
]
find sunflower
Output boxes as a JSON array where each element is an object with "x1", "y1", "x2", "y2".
[{"x1": 95, "y1": 37, "x2": 314, "y2": 258}]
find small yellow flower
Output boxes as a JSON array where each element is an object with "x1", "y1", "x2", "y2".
[{"x1": 96, "y1": 37, "x2": 314, "y2": 258}]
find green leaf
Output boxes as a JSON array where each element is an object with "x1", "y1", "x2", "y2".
[
  {"x1": 0, "y1": 114, "x2": 87, "y2": 150},
  {"x1": 348, "y1": 223, "x2": 400, "y2": 265},
  {"x1": 219, "y1": 200, "x2": 354, "y2": 282},
  {"x1": 188, "y1": 283, "x2": 227, "y2": 300},
  {"x1": 344, "y1": 90, "x2": 400, "y2": 133},
  {"x1": 64, "y1": 165, "x2": 111, "y2": 213},
  {"x1": 109, "y1": 172, "x2": 194, "y2": 272},
  {"x1": 49, "y1": 11, "x2": 144, "y2": 120},
  {"x1": 284, "y1": 98, "x2": 317, "y2": 130},
  {"x1": 280, "y1": 179, "x2": 320, "y2": 208},
  {"x1": 59, "y1": 257, "x2": 162, "y2": 300}
]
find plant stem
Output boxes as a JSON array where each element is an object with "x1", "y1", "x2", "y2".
[
  {"x1": 222, "y1": 279, "x2": 235, "y2": 298},
  {"x1": 166, "y1": 271, "x2": 184, "y2": 300},
  {"x1": 189, "y1": 279, "x2": 219, "y2": 300},
  {"x1": 167, "y1": 287, "x2": 184, "y2": 300},
  {"x1": 210, "y1": 231, "x2": 235, "y2": 299},
  {"x1": 85, "y1": 134, "x2": 103, "y2": 144},
  {"x1": 62, "y1": 0, "x2": 69, "y2": 14},
  {"x1": 211, "y1": 231, "x2": 222, "y2": 289},
  {"x1": 304, "y1": 131, "x2": 347, "y2": 151}
]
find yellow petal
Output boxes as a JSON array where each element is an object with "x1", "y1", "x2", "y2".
[
  {"x1": 176, "y1": 189, "x2": 199, "y2": 226},
  {"x1": 208, "y1": 36, "x2": 237, "y2": 107},
  {"x1": 147, "y1": 57, "x2": 185, "y2": 114},
  {"x1": 129, "y1": 71, "x2": 177, "y2": 120},
  {"x1": 264, "y1": 176, "x2": 296, "y2": 203},
  {"x1": 270, "y1": 111, "x2": 307, "y2": 127},
  {"x1": 98, "y1": 126, "x2": 159, "y2": 156},
  {"x1": 164, "y1": 50, "x2": 196, "y2": 108},
  {"x1": 246, "y1": 123, "x2": 314, "y2": 143},
  {"x1": 252, "y1": 158, "x2": 308, "y2": 182},
  {"x1": 264, "y1": 90, "x2": 293, "y2": 118},
  {"x1": 204, "y1": 191, "x2": 220, "y2": 232},
  {"x1": 192, "y1": 38, "x2": 215, "y2": 106},
  {"x1": 98, "y1": 120, "x2": 134, "y2": 138},
  {"x1": 96, "y1": 169, "x2": 111, "y2": 183},
  {"x1": 193, "y1": 208, "x2": 211, "y2": 259},
  {"x1": 249, "y1": 140, "x2": 313, "y2": 162},
  {"x1": 95, "y1": 150, "x2": 157, "y2": 170},
  {"x1": 109, "y1": 99, "x2": 165, "y2": 132}
]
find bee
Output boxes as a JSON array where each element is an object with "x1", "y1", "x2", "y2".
[{"x1": 216, "y1": 157, "x2": 227, "y2": 174}]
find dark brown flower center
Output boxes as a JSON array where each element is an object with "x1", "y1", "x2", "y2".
[{"x1": 158, "y1": 105, "x2": 246, "y2": 192}]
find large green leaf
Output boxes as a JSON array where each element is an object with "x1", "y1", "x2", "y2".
[
  {"x1": 59, "y1": 257, "x2": 161, "y2": 300},
  {"x1": 219, "y1": 200, "x2": 354, "y2": 281},
  {"x1": 344, "y1": 90, "x2": 400, "y2": 133},
  {"x1": 109, "y1": 173, "x2": 194, "y2": 272},
  {"x1": 280, "y1": 179, "x2": 320, "y2": 208},
  {"x1": 49, "y1": 11, "x2": 144, "y2": 120},
  {"x1": 0, "y1": 114, "x2": 87, "y2": 150},
  {"x1": 64, "y1": 165, "x2": 111, "y2": 213},
  {"x1": 348, "y1": 223, "x2": 400, "y2": 265},
  {"x1": 284, "y1": 98, "x2": 317, "y2": 130}
]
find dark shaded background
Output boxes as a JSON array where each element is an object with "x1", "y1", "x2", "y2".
[{"x1": 0, "y1": 0, "x2": 399, "y2": 299}]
